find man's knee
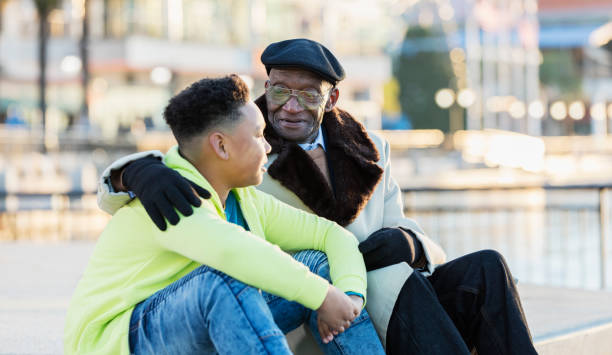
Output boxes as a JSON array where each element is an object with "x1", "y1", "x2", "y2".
[
  {"x1": 476, "y1": 249, "x2": 507, "y2": 268},
  {"x1": 470, "y1": 249, "x2": 514, "y2": 283},
  {"x1": 292, "y1": 250, "x2": 330, "y2": 281}
]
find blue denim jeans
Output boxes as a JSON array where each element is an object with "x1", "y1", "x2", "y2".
[
  {"x1": 128, "y1": 250, "x2": 384, "y2": 354},
  {"x1": 264, "y1": 250, "x2": 385, "y2": 355}
]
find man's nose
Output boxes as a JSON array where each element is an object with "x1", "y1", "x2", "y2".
[{"x1": 282, "y1": 95, "x2": 304, "y2": 113}]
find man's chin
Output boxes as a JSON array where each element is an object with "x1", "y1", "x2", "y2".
[{"x1": 275, "y1": 128, "x2": 310, "y2": 143}]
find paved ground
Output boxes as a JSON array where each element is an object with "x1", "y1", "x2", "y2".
[
  {"x1": 2, "y1": 241, "x2": 612, "y2": 354},
  {"x1": 0, "y1": 242, "x2": 93, "y2": 354}
]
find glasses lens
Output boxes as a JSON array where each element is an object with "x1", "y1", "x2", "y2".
[
  {"x1": 267, "y1": 86, "x2": 291, "y2": 105},
  {"x1": 266, "y1": 85, "x2": 326, "y2": 110},
  {"x1": 297, "y1": 91, "x2": 321, "y2": 109}
]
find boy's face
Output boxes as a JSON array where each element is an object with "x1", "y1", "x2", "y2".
[{"x1": 224, "y1": 102, "x2": 272, "y2": 187}]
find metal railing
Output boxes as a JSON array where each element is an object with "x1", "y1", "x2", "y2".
[
  {"x1": 1, "y1": 183, "x2": 611, "y2": 290},
  {"x1": 0, "y1": 191, "x2": 109, "y2": 241},
  {"x1": 402, "y1": 184, "x2": 612, "y2": 290}
]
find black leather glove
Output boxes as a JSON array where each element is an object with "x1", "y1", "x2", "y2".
[
  {"x1": 358, "y1": 227, "x2": 425, "y2": 272},
  {"x1": 122, "y1": 155, "x2": 211, "y2": 231}
]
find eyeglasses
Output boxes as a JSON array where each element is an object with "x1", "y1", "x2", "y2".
[{"x1": 265, "y1": 83, "x2": 330, "y2": 110}]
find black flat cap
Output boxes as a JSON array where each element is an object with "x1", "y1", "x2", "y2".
[{"x1": 261, "y1": 38, "x2": 345, "y2": 85}]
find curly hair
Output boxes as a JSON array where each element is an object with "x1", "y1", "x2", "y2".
[{"x1": 164, "y1": 74, "x2": 250, "y2": 144}]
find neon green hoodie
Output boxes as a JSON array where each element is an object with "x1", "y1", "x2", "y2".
[{"x1": 64, "y1": 145, "x2": 367, "y2": 354}]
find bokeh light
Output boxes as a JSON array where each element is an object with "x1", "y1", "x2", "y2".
[
  {"x1": 60, "y1": 55, "x2": 82, "y2": 74},
  {"x1": 568, "y1": 101, "x2": 585, "y2": 120},
  {"x1": 589, "y1": 102, "x2": 606, "y2": 121},
  {"x1": 550, "y1": 101, "x2": 567, "y2": 120},
  {"x1": 528, "y1": 100, "x2": 545, "y2": 119},
  {"x1": 438, "y1": 4, "x2": 455, "y2": 21},
  {"x1": 509, "y1": 101, "x2": 526, "y2": 119},
  {"x1": 150, "y1": 67, "x2": 172, "y2": 85},
  {"x1": 450, "y1": 48, "x2": 466, "y2": 63},
  {"x1": 457, "y1": 88, "x2": 476, "y2": 108},
  {"x1": 435, "y1": 88, "x2": 455, "y2": 109}
]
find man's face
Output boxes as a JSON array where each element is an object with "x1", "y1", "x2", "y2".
[
  {"x1": 265, "y1": 68, "x2": 337, "y2": 143},
  {"x1": 224, "y1": 102, "x2": 271, "y2": 187}
]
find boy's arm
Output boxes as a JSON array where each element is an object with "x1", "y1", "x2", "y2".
[
  {"x1": 153, "y1": 203, "x2": 330, "y2": 311},
  {"x1": 256, "y1": 191, "x2": 367, "y2": 303}
]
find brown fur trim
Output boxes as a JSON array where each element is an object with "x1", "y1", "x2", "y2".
[{"x1": 255, "y1": 95, "x2": 383, "y2": 226}]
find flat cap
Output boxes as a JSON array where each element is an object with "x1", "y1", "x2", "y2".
[{"x1": 261, "y1": 38, "x2": 345, "y2": 84}]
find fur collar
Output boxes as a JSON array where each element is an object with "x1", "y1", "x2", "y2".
[{"x1": 255, "y1": 95, "x2": 383, "y2": 226}]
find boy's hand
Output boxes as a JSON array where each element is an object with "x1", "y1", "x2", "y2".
[
  {"x1": 348, "y1": 294, "x2": 363, "y2": 311},
  {"x1": 316, "y1": 285, "x2": 359, "y2": 343},
  {"x1": 317, "y1": 315, "x2": 334, "y2": 344}
]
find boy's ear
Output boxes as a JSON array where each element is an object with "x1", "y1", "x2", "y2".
[{"x1": 209, "y1": 132, "x2": 230, "y2": 160}]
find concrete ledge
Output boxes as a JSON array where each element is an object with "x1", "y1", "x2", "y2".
[
  {"x1": 1, "y1": 242, "x2": 612, "y2": 354},
  {"x1": 518, "y1": 283, "x2": 612, "y2": 354},
  {"x1": 535, "y1": 321, "x2": 612, "y2": 355}
]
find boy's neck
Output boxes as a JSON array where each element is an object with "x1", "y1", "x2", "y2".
[
  {"x1": 202, "y1": 171, "x2": 231, "y2": 208},
  {"x1": 179, "y1": 148, "x2": 231, "y2": 207}
]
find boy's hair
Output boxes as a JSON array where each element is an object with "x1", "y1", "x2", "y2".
[{"x1": 164, "y1": 74, "x2": 250, "y2": 145}]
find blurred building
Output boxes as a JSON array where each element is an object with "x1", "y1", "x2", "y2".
[
  {"x1": 0, "y1": 0, "x2": 405, "y2": 139},
  {"x1": 389, "y1": 0, "x2": 612, "y2": 136},
  {"x1": 1, "y1": 0, "x2": 611, "y2": 140},
  {"x1": 389, "y1": 0, "x2": 541, "y2": 134},
  {"x1": 539, "y1": 0, "x2": 612, "y2": 136}
]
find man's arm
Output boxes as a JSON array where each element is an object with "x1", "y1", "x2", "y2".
[
  {"x1": 361, "y1": 137, "x2": 446, "y2": 274},
  {"x1": 97, "y1": 151, "x2": 163, "y2": 214},
  {"x1": 98, "y1": 151, "x2": 209, "y2": 230},
  {"x1": 254, "y1": 190, "x2": 368, "y2": 303}
]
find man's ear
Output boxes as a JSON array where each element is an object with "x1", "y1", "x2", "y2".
[
  {"x1": 324, "y1": 87, "x2": 339, "y2": 112},
  {"x1": 208, "y1": 132, "x2": 230, "y2": 160}
]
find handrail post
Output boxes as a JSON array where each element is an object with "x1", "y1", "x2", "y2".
[{"x1": 599, "y1": 187, "x2": 609, "y2": 290}]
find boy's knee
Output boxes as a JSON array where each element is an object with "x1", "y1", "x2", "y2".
[
  {"x1": 292, "y1": 250, "x2": 330, "y2": 280},
  {"x1": 189, "y1": 265, "x2": 252, "y2": 298},
  {"x1": 192, "y1": 264, "x2": 230, "y2": 282}
]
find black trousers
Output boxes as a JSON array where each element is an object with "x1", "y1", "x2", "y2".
[{"x1": 386, "y1": 250, "x2": 537, "y2": 355}]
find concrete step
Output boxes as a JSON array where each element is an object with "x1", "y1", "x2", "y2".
[
  {"x1": 1, "y1": 241, "x2": 611, "y2": 354},
  {"x1": 520, "y1": 284, "x2": 612, "y2": 355}
]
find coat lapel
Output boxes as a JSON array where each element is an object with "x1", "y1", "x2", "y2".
[{"x1": 255, "y1": 95, "x2": 383, "y2": 226}]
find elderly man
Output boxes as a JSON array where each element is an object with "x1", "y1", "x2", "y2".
[{"x1": 98, "y1": 39, "x2": 536, "y2": 354}]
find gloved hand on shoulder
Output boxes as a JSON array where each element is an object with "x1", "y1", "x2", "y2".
[{"x1": 122, "y1": 155, "x2": 211, "y2": 231}]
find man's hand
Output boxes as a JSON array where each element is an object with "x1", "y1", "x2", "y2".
[
  {"x1": 120, "y1": 156, "x2": 211, "y2": 230},
  {"x1": 358, "y1": 227, "x2": 425, "y2": 271},
  {"x1": 316, "y1": 285, "x2": 360, "y2": 344}
]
